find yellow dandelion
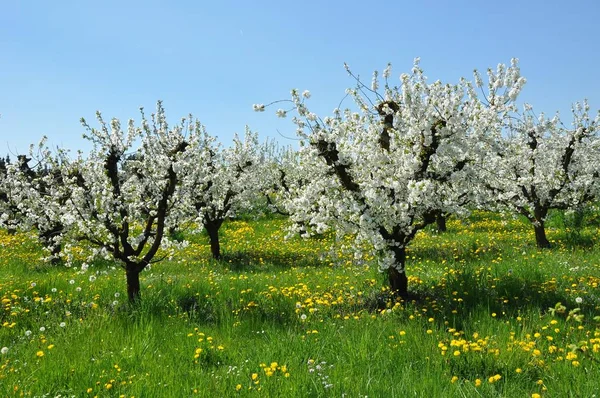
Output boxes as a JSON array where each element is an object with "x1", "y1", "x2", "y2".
[{"x1": 488, "y1": 374, "x2": 501, "y2": 383}]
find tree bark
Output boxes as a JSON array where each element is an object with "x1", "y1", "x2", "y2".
[
  {"x1": 205, "y1": 221, "x2": 222, "y2": 259},
  {"x1": 436, "y1": 214, "x2": 447, "y2": 232},
  {"x1": 39, "y1": 224, "x2": 63, "y2": 265},
  {"x1": 48, "y1": 244, "x2": 62, "y2": 265},
  {"x1": 387, "y1": 247, "x2": 408, "y2": 298},
  {"x1": 126, "y1": 266, "x2": 141, "y2": 303},
  {"x1": 534, "y1": 222, "x2": 551, "y2": 249}
]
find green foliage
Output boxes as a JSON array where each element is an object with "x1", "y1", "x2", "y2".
[{"x1": 544, "y1": 206, "x2": 598, "y2": 247}]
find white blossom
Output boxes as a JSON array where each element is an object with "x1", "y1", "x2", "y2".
[{"x1": 258, "y1": 59, "x2": 528, "y2": 294}]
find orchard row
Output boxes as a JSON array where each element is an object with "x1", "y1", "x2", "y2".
[{"x1": 1, "y1": 58, "x2": 598, "y2": 300}]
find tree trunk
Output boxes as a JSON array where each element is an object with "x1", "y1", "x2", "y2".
[
  {"x1": 38, "y1": 224, "x2": 63, "y2": 265},
  {"x1": 387, "y1": 247, "x2": 408, "y2": 298},
  {"x1": 48, "y1": 244, "x2": 62, "y2": 265},
  {"x1": 126, "y1": 267, "x2": 141, "y2": 303},
  {"x1": 205, "y1": 222, "x2": 222, "y2": 259},
  {"x1": 436, "y1": 214, "x2": 447, "y2": 232},
  {"x1": 534, "y1": 222, "x2": 551, "y2": 249}
]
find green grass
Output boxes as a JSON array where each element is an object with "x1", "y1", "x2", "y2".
[{"x1": 1, "y1": 212, "x2": 600, "y2": 397}]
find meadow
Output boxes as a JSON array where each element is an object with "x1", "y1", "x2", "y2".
[{"x1": 1, "y1": 211, "x2": 599, "y2": 397}]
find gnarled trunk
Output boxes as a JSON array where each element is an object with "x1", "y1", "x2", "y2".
[
  {"x1": 126, "y1": 266, "x2": 141, "y2": 303},
  {"x1": 533, "y1": 207, "x2": 551, "y2": 249},
  {"x1": 436, "y1": 214, "x2": 447, "y2": 233},
  {"x1": 204, "y1": 220, "x2": 224, "y2": 259},
  {"x1": 387, "y1": 247, "x2": 408, "y2": 298},
  {"x1": 38, "y1": 224, "x2": 63, "y2": 265},
  {"x1": 48, "y1": 244, "x2": 62, "y2": 265},
  {"x1": 534, "y1": 222, "x2": 551, "y2": 248}
]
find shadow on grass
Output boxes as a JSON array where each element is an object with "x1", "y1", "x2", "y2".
[
  {"x1": 179, "y1": 245, "x2": 599, "y2": 331},
  {"x1": 553, "y1": 233, "x2": 597, "y2": 250},
  {"x1": 213, "y1": 249, "x2": 326, "y2": 272},
  {"x1": 407, "y1": 241, "x2": 505, "y2": 265},
  {"x1": 173, "y1": 292, "x2": 298, "y2": 327},
  {"x1": 408, "y1": 266, "x2": 599, "y2": 332},
  {"x1": 110, "y1": 264, "x2": 598, "y2": 337}
]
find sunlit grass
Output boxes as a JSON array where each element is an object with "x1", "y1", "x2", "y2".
[{"x1": 1, "y1": 211, "x2": 599, "y2": 396}]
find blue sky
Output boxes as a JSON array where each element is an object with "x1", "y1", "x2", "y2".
[{"x1": 1, "y1": 0, "x2": 599, "y2": 155}]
